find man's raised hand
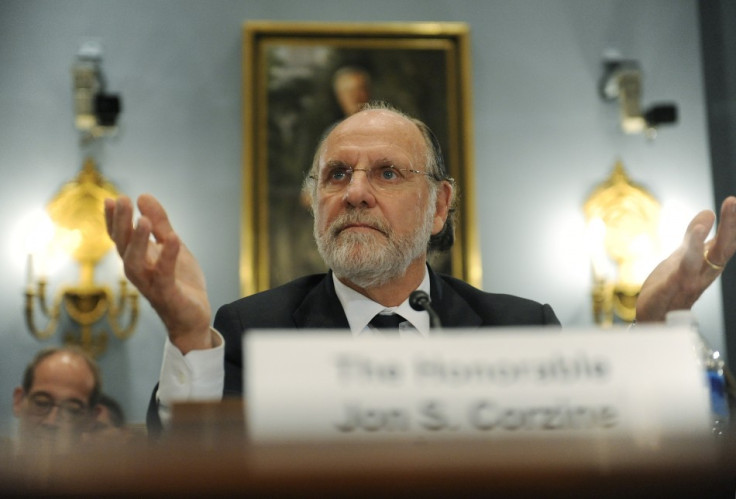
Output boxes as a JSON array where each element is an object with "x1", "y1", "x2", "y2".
[{"x1": 104, "y1": 194, "x2": 214, "y2": 353}]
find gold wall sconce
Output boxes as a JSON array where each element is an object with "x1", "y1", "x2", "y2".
[
  {"x1": 584, "y1": 161, "x2": 661, "y2": 326},
  {"x1": 25, "y1": 157, "x2": 137, "y2": 357}
]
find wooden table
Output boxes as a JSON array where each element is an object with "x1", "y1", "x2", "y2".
[{"x1": 3, "y1": 400, "x2": 735, "y2": 498}]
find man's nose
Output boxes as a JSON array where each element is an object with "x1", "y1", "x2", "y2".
[
  {"x1": 40, "y1": 405, "x2": 61, "y2": 426},
  {"x1": 343, "y1": 170, "x2": 377, "y2": 207}
]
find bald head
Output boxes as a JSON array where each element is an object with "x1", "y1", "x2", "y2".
[{"x1": 13, "y1": 347, "x2": 101, "y2": 452}]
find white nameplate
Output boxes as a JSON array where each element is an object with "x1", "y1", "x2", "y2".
[{"x1": 243, "y1": 327, "x2": 712, "y2": 444}]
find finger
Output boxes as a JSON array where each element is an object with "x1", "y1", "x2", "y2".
[
  {"x1": 122, "y1": 216, "x2": 154, "y2": 283},
  {"x1": 137, "y1": 194, "x2": 176, "y2": 244},
  {"x1": 681, "y1": 208, "x2": 712, "y2": 251},
  {"x1": 684, "y1": 209, "x2": 715, "y2": 242},
  {"x1": 156, "y1": 233, "x2": 181, "y2": 283},
  {"x1": 707, "y1": 196, "x2": 736, "y2": 265},
  {"x1": 104, "y1": 198, "x2": 115, "y2": 237},
  {"x1": 682, "y1": 221, "x2": 711, "y2": 272},
  {"x1": 109, "y1": 196, "x2": 134, "y2": 255}
]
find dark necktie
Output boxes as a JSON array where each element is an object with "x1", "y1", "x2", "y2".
[{"x1": 369, "y1": 313, "x2": 406, "y2": 335}]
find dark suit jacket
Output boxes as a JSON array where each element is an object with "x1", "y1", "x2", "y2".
[
  {"x1": 215, "y1": 267, "x2": 559, "y2": 396},
  {"x1": 146, "y1": 267, "x2": 559, "y2": 433}
]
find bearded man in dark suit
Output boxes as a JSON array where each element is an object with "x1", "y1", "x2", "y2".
[{"x1": 105, "y1": 102, "x2": 736, "y2": 431}]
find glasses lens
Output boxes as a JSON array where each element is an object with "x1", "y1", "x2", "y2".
[
  {"x1": 60, "y1": 402, "x2": 87, "y2": 420},
  {"x1": 28, "y1": 394, "x2": 54, "y2": 416},
  {"x1": 27, "y1": 393, "x2": 87, "y2": 420}
]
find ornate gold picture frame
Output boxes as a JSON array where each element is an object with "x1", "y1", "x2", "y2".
[{"x1": 241, "y1": 21, "x2": 479, "y2": 296}]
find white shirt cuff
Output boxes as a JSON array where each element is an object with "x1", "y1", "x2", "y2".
[{"x1": 157, "y1": 328, "x2": 225, "y2": 407}]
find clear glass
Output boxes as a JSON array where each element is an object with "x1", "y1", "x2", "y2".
[{"x1": 666, "y1": 310, "x2": 729, "y2": 436}]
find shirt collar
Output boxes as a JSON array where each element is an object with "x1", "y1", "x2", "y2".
[{"x1": 332, "y1": 267, "x2": 431, "y2": 338}]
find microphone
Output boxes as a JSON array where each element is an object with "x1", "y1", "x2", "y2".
[{"x1": 409, "y1": 290, "x2": 443, "y2": 330}]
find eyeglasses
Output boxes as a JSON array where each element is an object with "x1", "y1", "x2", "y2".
[
  {"x1": 26, "y1": 393, "x2": 89, "y2": 422},
  {"x1": 310, "y1": 164, "x2": 450, "y2": 193}
]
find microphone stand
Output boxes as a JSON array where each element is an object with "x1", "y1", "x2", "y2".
[{"x1": 409, "y1": 290, "x2": 443, "y2": 331}]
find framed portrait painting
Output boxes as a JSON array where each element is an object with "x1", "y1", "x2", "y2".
[{"x1": 241, "y1": 21, "x2": 480, "y2": 296}]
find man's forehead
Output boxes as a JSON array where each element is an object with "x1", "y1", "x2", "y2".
[
  {"x1": 37, "y1": 351, "x2": 86, "y2": 371},
  {"x1": 332, "y1": 108, "x2": 416, "y2": 134},
  {"x1": 321, "y1": 110, "x2": 424, "y2": 162},
  {"x1": 32, "y1": 352, "x2": 95, "y2": 393}
]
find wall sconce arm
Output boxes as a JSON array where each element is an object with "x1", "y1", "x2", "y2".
[
  {"x1": 108, "y1": 279, "x2": 139, "y2": 340},
  {"x1": 24, "y1": 280, "x2": 62, "y2": 341}
]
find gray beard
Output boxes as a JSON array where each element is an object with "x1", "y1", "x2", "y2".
[{"x1": 314, "y1": 198, "x2": 435, "y2": 289}]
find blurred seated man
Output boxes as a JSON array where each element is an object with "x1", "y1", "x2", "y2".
[
  {"x1": 104, "y1": 102, "x2": 736, "y2": 432},
  {"x1": 12, "y1": 346, "x2": 101, "y2": 454}
]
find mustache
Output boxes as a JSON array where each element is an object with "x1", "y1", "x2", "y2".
[{"x1": 330, "y1": 211, "x2": 390, "y2": 237}]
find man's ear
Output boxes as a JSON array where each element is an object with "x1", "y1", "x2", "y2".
[
  {"x1": 432, "y1": 181, "x2": 454, "y2": 235},
  {"x1": 12, "y1": 387, "x2": 25, "y2": 417}
]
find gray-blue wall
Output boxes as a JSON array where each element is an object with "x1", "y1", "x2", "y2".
[{"x1": 0, "y1": 0, "x2": 722, "y2": 435}]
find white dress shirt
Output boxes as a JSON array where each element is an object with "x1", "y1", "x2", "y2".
[{"x1": 332, "y1": 268, "x2": 431, "y2": 338}]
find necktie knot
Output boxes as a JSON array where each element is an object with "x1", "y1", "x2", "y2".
[{"x1": 369, "y1": 312, "x2": 406, "y2": 333}]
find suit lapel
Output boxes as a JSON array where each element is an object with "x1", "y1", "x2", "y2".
[
  {"x1": 292, "y1": 271, "x2": 350, "y2": 329},
  {"x1": 429, "y1": 266, "x2": 483, "y2": 329}
]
